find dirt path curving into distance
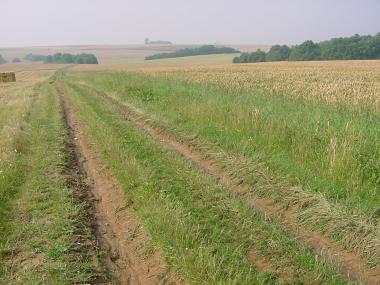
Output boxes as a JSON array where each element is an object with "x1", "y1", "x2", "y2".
[
  {"x1": 61, "y1": 93, "x2": 184, "y2": 285},
  {"x1": 98, "y1": 92, "x2": 380, "y2": 285}
]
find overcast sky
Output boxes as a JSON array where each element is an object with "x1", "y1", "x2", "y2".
[{"x1": 1, "y1": 0, "x2": 379, "y2": 47}]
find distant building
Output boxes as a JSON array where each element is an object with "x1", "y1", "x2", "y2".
[{"x1": 145, "y1": 38, "x2": 172, "y2": 45}]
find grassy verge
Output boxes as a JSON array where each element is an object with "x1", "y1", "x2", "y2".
[
  {"x1": 63, "y1": 71, "x2": 380, "y2": 267},
  {"x1": 0, "y1": 81, "x2": 102, "y2": 284},
  {"x1": 60, "y1": 79, "x2": 349, "y2": 284},
  {"x1": 0, "y1": 83, "x2": 34, "y2": 232},
  {"x1": 65, "y1": 71, "x2": 379, "y2": 215}
]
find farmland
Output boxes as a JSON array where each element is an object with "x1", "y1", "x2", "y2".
[
  {"x1": 0, "y1": 44, "x2": 268, "y2": 65},
  {"x1": 0, "y1": 59, "x2": 379, "y2": 284}
]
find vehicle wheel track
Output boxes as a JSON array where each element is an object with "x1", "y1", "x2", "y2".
[
  {"x1": 90, "y1": 88, "x2": 380, "y2": 285},
  {"x1": 61, "y1": 92, "x2": 184, "y2": 285}
]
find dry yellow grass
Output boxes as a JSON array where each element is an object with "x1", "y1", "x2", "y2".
[
  {"x1": 0, "y1": 64, "x2": 62, "y2": 83},
  {"x1": 0, "y1": 70, "x2": 54, "y2": 152},
  {"x1": 0, "y1": 81, "x2": 34, "y2": 166}
]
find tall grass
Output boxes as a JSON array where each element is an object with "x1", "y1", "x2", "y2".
[
  {"x1": 61, "y1": 79, "x2": 349, "y2": 284},
  {"x1": 66, "y1": 70, "x2": 380, "y2": 216},
  {"x1": 0, "y1": 86, "x2": 34, "y2": 227}
]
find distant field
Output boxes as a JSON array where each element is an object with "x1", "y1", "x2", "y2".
[
  {"x1": 0, "y1": 44, "x2": 269, "y2": 65},
  {"x1": 142, "y1": 53, "x2": 240, "y2": 65},
  {"x1": 1, "y1": 60, "x2": 379, "y2": 284}
]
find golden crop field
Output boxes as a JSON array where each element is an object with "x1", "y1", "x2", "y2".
[{"x1": 141, "y1": 60, "x2": 380, "y2": 111}]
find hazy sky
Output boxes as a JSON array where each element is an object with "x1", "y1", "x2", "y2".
[{"x1": 1, "y1": 0, "x2": 379, "y2": 47}]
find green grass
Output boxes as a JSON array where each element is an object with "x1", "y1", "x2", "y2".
[
  {"x1": 0, "y1": 84, "x2": 34, "y2": 229},
  {"x1": 66, "y1": 71, "x2": 379, "y2": 215},
  {"x1": 0, "y1": 82, "x2": 102, "y2": 284},
  {"x1": 1, "y1": 67, "x2": 376, "y2": 284},
  {"x1": 59, "y1": 77, "x2": 349, "y2": 284},
  {"x1": 62, "y1": 70, "x2": 380, "y2": 268}
]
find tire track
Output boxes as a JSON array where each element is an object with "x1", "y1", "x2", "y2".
[
  {"x1": 61, "y1": 93, "x2": 184, "y2": 285},
  {"x1": 92, "y1": 89, "x2": 380, "y2": 285}
]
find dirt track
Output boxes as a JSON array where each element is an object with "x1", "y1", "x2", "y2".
[
  {"x1": 61, "y1": 93, "x2": 183, "y2": 285},
  {"x1": 97, "y1": 92, "x2": 380, "y2": 285}
]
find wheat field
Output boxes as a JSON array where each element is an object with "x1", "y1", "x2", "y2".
[{"x1": 1, "y1": 59, "x2": 379, "y2": 284}]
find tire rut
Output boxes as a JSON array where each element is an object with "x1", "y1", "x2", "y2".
[
  {"x1": 96, "y1": 91, "x2": 380, "y2": 285},
  {"x1": 61, "y1": 93, "x2": 184, "y2": 285}
]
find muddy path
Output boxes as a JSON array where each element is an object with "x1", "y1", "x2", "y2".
[
  {"x1": 63, "y1": 112, "x2": 110, "y2": 284},
  {"x1": 61, "y1": 94, "x2": 184, "y2": 285},
  {"x1": 97, "y1": 93, "x2": 379, "y2": 285}
]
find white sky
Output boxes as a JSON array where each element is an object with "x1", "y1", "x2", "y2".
[{"x1": 1, "y1": 0, "x2": 379, "y2": 47}]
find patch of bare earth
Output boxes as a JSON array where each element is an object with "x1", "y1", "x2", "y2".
[
  {"x1": 247, "y1": 249, "x2": 292, "y2": 283},
  {"x1": 101, "y1": 94, "x2": 380, "y2": 285},
  {"x1": 62, "y1": 94, "x2": 184, "y2": 285},
  {"x1": 64, "y1": 115, "x2": 110, "y2": 284}
]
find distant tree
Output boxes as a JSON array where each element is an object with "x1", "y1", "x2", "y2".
[
  {"x1": 75, "y1": 53, "x2": 98, "y2": 64},
  {"x1": 44, "y1": 55, "x2": 53, "y2": 63},
  {"x1": 0, "y1": 55, "x2": 7, "y2": 64},
  {"x1": 266, "y1": 45, "x2": 291, "y2": 61},
  {"x1": 43, "y1": 53, "x2": 98, "y2": 64},
  {"x1": 146, "y1": 45, "x2": 239, "y2": 60},
  {"x1": 61, "y1": 53, "x2": 75, "y2": 63},
  {"x1": 371, "y1": 33, "x2": 380, "y2": 58},
  {"x1": 12, "y1": 58, "x2": 21, "y2": 63},
  {"x1": 233, "y1": 49, "x2": 266, "y2": 63},
  {"x1": 232, "y1": 54, "x2": 244, "y2": 63},
  {"x1": 289, "y1": 40, "x2": 321, "y2": 61},
  {"x1": 320, "y1": 33, "x2": 380, "y2": 60},
  {"x1": 233, "y1": 33, "x2": 380, "y2": 64},
  {"x1": 24, "y1": 53, "x2": 47, "y2": 62},
  {"x1": 52, "y1": 53, "x2": 63, "y2": 63},
  {"x1": 75, "y1": 57, "x2": 85, "y2": 64},
  {"x1": 148, "y1": 40, "x2": 172, "y2": 45},
  {"x1": 145, "y1": 38, "x2": 149, "y2": 45}
]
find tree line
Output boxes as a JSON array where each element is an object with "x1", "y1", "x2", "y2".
[
  {"x1": 24, "y1": 53, "x2": 98, "y2": 64},
  {"x1": 233, "y1": 33, "x2": 380, "y2": 63},
  {"x1": 0, "y1": 55, "x2": 24, "y2": 64},
  {"x1": 0, "y1": 55, "x2": 6, "y2": 64},
  {"x1": 24, "y1": 54, "x2": 48, "y2": 62},
  {"x1": 146, "y1": 45, "x2": 240, "y2": 60}
]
